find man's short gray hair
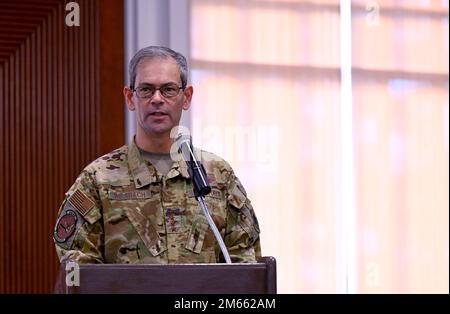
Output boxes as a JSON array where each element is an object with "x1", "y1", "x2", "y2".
[{"x1": 128, "y1": 46, "x2": 188, "y2": 89}]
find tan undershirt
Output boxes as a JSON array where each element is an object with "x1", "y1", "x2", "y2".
[{"x1": 139, "y1": 149, "x2": 174, "y2": 176}]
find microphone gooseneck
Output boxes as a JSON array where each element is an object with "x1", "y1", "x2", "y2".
[{"x1": 175, "y1": 134, "x2": 232, "y2": 264}]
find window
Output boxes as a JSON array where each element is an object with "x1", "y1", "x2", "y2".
[{"x1": 189, "y1": 0, "x2": 448, "y2": 293}]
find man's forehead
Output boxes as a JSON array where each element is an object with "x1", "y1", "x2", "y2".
[
  {"x1": 136, "y1": 56, "x2": 178, "y2": 71},
  {"x1": 135, "y1": 57, "x2": 180, "y2": 82}
]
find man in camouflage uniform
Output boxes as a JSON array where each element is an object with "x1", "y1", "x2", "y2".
[{"x1": 53, "y1": 46, "x2": 261, "y2": 264}]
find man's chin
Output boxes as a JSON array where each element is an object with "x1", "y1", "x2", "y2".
[{"x1": 144, "y1": 126, "x2": 173, "y2": 136}]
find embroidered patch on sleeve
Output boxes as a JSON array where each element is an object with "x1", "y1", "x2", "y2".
[
  {"x1": 54, "y1": 209, "x2": 78, "y2": 243},
  {"x1": 68, "y1": 189, "x2": 95, "y2": 217},
  {"x1": 53, "y1": 201, "x2": 84, "y2": 249}
]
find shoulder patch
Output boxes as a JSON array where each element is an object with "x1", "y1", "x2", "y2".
[
  {"x1": 53, "y1": 201, "x2": 84, "y2": 249},
  {"x1": 68, "y1": 189, "x2": 95, "y2": 217}
]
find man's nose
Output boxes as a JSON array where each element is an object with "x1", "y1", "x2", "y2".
[{"x1": 150, "y1": 89, "x2": 164, "y2": 104}]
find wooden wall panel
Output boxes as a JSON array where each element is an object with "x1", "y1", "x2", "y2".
[{"x1": 0, "y1": 0, "x2": 124, "y2": 293}]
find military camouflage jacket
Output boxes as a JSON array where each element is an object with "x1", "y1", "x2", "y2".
[{"x1": 53, "y1": 140, "x2": 261, "y2": 264}]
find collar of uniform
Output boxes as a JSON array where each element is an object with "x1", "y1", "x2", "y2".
[
  {"x1": 166, "y1": 150, "x2": 190, "y2": 180},
  {"x1": 128, "y1": 139, "x2": 158, "y2": 188}
]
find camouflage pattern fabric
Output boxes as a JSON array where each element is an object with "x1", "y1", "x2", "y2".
[{"x1": 53, "y1": 140, "x2": 261, "y2": 264}]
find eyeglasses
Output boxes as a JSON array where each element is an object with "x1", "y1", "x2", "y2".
[{"x1": 132, "y1": 84, "x2": 184, "y2": 99}]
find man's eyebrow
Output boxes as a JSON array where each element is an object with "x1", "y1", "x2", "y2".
[
  {"x1": 136, "y1": 81, "x2": 179, "y2": 87},
  {"x1": 136, "y1": 83, "x2": 154, "y2": 87}
]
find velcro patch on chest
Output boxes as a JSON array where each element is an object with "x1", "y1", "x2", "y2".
[
  {"x1": 208, "y1": 188, "x2": 222, "y2": 199},
  {"x1": 186, "y1": 187, "x2": 222, "y2": 199},
  {"x1": 108, "y1": 190, "x2": 153, "y2": 200}
]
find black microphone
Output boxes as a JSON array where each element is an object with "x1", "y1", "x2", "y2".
[{"x1": 176, "y1": 134, "x2": 211, "y2": 198}]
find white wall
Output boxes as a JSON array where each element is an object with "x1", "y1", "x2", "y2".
[{"x1": 124, "y1": 0, "x2": 191, "y2": 143}]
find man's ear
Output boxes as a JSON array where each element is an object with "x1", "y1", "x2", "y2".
[
  {"x1": 182, "y1": 86, "x2": 193, "y2": 111},
  {"x1": 124, "y1": 86, "x2": 135, "y2": 111}
]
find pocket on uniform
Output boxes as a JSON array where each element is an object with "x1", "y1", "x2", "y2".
[
  {"x1": 185, "y1": 214, "x2": 209, "y2": 254},
  {"x1": 228, "y1": 182, "x2": 260, "y2": 245},
  {"x1": 125, "y1": 207, "x2": 166, "y2": 256}
]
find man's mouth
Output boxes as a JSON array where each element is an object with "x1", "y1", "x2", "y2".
[{"x1": 149, "y1": 112, "x2": 167, "y2": 116}]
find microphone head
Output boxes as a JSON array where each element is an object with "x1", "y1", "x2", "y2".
[
  {"x1": 175, "y1": 133, "x2": 195, "y2": 163},
  {"x1": 175, "y1": 133, "x2": 192, "y2": 153},
  {"x1": 175, "y1": 133, "x2": 211, "y2": 197}
]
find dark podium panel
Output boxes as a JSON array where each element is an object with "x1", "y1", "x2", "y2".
[{"x1": 54, "y1": 256, "x2": 276, "y2": 294}]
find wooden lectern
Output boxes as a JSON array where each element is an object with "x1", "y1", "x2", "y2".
[{"x1": 54, "y1": 256, "x2": 276, "y2": 294}]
